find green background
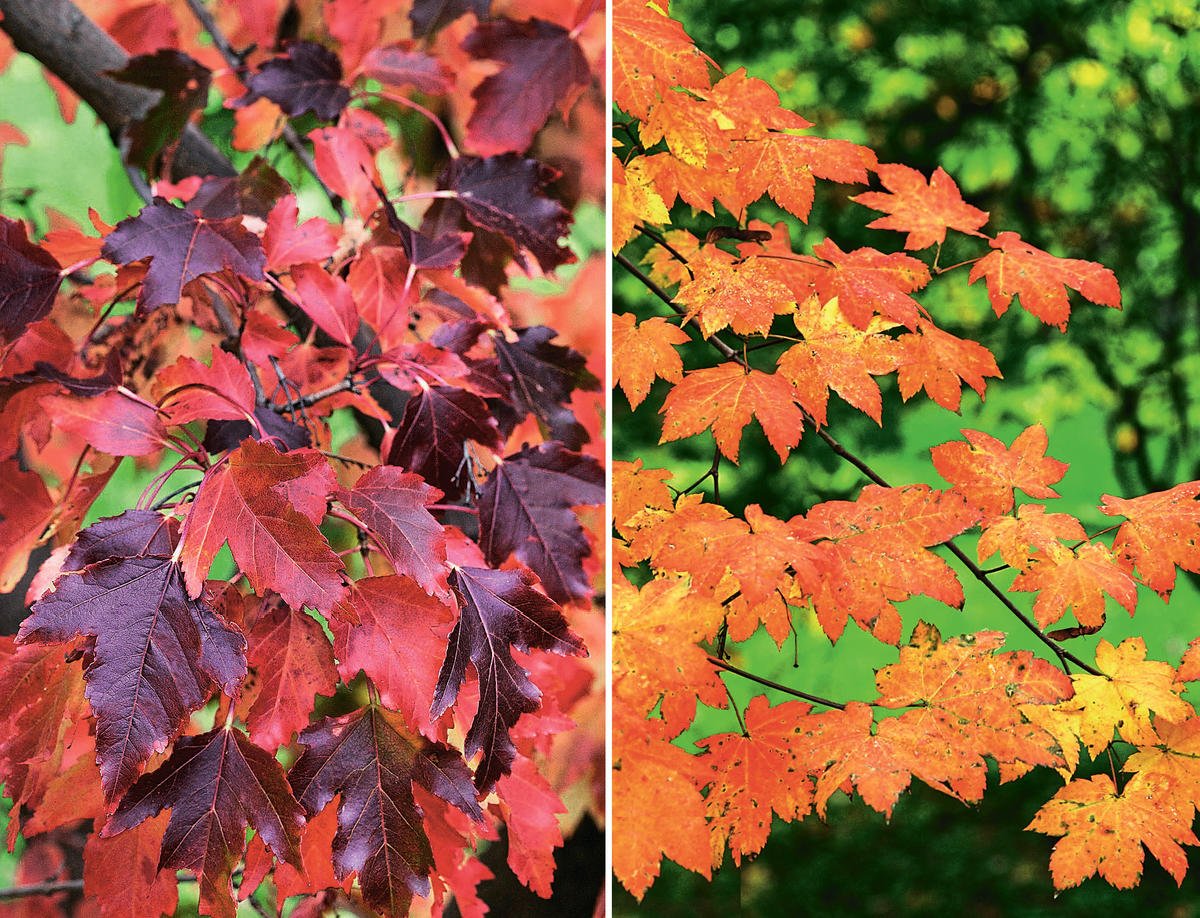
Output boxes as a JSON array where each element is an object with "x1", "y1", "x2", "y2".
[{"x1": 615, "y1": 0, "x2": 1200, "y2": 913}]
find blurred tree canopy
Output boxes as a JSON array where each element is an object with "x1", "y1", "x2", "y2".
[{"x1": 668, "y1": 0, "x2": 1200, "y2": 496}]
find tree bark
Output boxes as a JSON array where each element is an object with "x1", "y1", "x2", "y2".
[{"x1": 0, "y1": 0, "x2": 235, "y2": 179}]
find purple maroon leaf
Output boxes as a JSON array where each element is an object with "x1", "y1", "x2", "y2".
[
  {"x1": 410, "y1": 0, "x2": 491, "y2": 38},
  {"x1": 288, "y1": 705, "x2": 481, "y2": 914},
  {"x1": 239, "y1": 41, "x2": 350, "y2": 121},
  {"x1": 109, "y1": 49, "x2": 212, "y2": 172},
  {"x1": 361, "y1": 44, "x2": 452, "y2": 94},
  {"x1": 478, "y1": 441, "x2": 604, "y2": 604},
  {"x1": 101, "y1": 198, "x2": 266, "y2": 311},
  {"x1": 104, "y1": 726, "x2": 303, "y2": 918},
  {"x1": 385, "y1": 385, "x2": 502, "y2": 499},
  {"x1": 432, "y1": 565, "x2": 586, "y2": 790},
  {"x1": 464, "y1": 18, "x2": 589, "y2": 155},
  {"x1": 18, "y1": 552, "x2": 247, "y2": 801},
  {"x1": 440, "y1": 154, "x2": 573, "y2": 273},
  {"x1": 491, "y1": 325, "x2": 599, "y2": 448},
  {"x1": 62, "y1": 509, "x2": 176, "y2": 572},
  {"x1": 0, "y1": 216, "x2": 61, "y2": 344}
]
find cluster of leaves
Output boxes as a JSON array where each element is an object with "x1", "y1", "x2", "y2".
[
  {"x1": 612, "y1": 0, "x2": 1200, "y2": 901},
  {"x1": 0, "y1": 1, "x2": 604, "y2": 916}
]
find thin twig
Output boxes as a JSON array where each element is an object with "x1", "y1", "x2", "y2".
[
  {"x1": 0, "y1": 879, "x2": 84, "y2": 900},
  {"x1": 708, "y1": 656, "x2": 846, "y2": 710},
  {"x1": 616, "y1": 247, "x2": 1102, "y2": 678}
]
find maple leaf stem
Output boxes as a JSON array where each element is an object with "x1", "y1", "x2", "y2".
[
  {"x1": 707, "y1": 655, "x2": 846, "y2": 710},
  {"x1": 933, "y1": 255, "x2": 983, "y2": 276},
  {"x1": 372, "y1": 90, "x2": 460, "y2": 160},
  {"x1": 150, "y1": 478, "x2": 203, "y2": 511},
  {"x1": 722, "y1": 681, "x2": 748, "y2": 736}
]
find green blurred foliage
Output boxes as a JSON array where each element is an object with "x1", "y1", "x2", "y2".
[{"x1": 615, "y1": 0, "x2": 1200, "y2": 912}]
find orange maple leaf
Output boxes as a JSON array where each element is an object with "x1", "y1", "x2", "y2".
[
  {"x1": 612, "y1": 576, "x2": 726, "y2": 734},
  {"x1": 1053, "y1": 638, "x2": 1193, "y2": 755},
  {"x1": 613, "y1": 313, "x2": 689, "y2": 409},
  {"x1": 776, "y1": 296, "x2": 898, "y2": 426},
  {"x1": 612, "y1": 706, "x2": 712, "y2": 900},
  {"x1": 612, "y1": 156, "x2": 671, "y2": 252},
  {"x1": 977, "y1": 503, "x2": 1087, "y2": 571},
  {"x1": 792, "y1": 485, "x2": 979, "y2": 644},
  {"x1": 1010, "y1": 542, "x2": 1137, "y2": 630},
  {"x1": 1101, "y1": 481, "x2": 1200, "y2": 599},
  {"x1": 894, "y1": 318, "x2": 1001, "y2": 412},
  {"x1": 931, "y1": 424, "x2": 1068, "y2": 517},
  {"x1": 968, "y1": 230, "x2": 1122, "y2": 331},
  {"x1": 659, "y1": 363, "x2": 803, "y2": 463},
  {"x1": 1027, "y1": 773, "x2": 1198, "y2": 890},
  {"x1": 785, "y1": 238, "x2": 931, "y2": 330},
  {"x1": 1124, "y1": 717, "x2": 1200, "y2": 816},
  {"x1": 673, "y1": 251, "x2": 795, "y2": 338},
  {"x1": 851, "y1": 163, "x2": 988, "y2": 250},
  {"x1": 697, "y1": 696, "x2": 814, "y2": 866},
  {"x1": 729, "y1": 133, "x2": 876, "y2": 221},
  {"x1": 612, "y1": 0, "x2": 711, "y2": 120},
  {"x1": 612, "y1": 459, "x2": 673, "y2": 540}
]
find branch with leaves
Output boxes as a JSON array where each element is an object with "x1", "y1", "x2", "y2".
[{"x1": 612, "y1": 0, "x2": 1200, "y2": 901}]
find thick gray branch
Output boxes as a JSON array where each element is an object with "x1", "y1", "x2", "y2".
[{"x1": 0, "y1": 0, "x2": 234, "y2": 179}]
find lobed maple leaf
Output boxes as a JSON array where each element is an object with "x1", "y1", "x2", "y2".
[
  {"x1": 1010, "y1": 542, "x2": 1137, "y2": 631},
  {"x1": 19, "y1": 517, "x2": 247, "y2": 800},
  {"x1": 697, "y1": 696, "x2": 815, "y2": 866},
  {"x1": 968, "y1": 230, "x2": 1121, "y2": 331},
  {"x1": 612, "y1": 156, "x2": 671, "y2": 251},
  {"x1": 851, "y1": 163, "x2": 988, "y2": 250},
  {"x1": 612, "y1": 312, "x2": 688, "y2": 409},
  {"x1": 1123, "y1": 717, "x2": 1200, "y2": 817},
  {"x1": 464, "y1": 17, "x2": 590, "y2": 156},
  {"x1": 612, "y1": 0, "x2": 711, "y2": 120},
  {"x1": 0, "y1": 461, "x2": 54, "y2": 592},
  {"x1": 241, "y1": 599, "x2": 338, "y2": 749},
  {"x1": 894, "y1": 318, "x2": 1001, "y2": 412},
  {"x1": 83, "y1": 814, "x2": 177, "y2": 918},
  {"x1": 795, "y1": 238, "x2": 931, "y2": 330},
  {"x1": 931, "y1": 424, "x2": 1068, "y2": 517},
  {"x1": 612, "y1": 576, "x2": 726, "y2": 735},
  {"x1": 1101, "y1": 481, "x2": 1200, "y2": 598},
  {"x1": 478, "y1": 442, "x2": 604, "y2": 604},
  {"x1": 103, "y1": 726, "x2": 304, "y2": 918},
  {"x1": 777, "y1": 296, "x2": 899, "y2": 426},
  {"x1": 659, "y1": 363, "x2": 804, "y2": 464},
  {"x1": 262, "y1": 195, "x2": 337, "y2": 271},
  {"x1": 433, "y1": 566, "x2": 586, "y2": 789},
  {"x1": 441, "y1": 154, "x2": 574, "y2": 273},
  {"x1": 385, "y1": 383, "x2": 503, "y2": 498},
  {"x1": 792, "y1": 485, "x2": 979, "y2": 644},
  {"x1": 673, "y1": 252, "x2": 794, "y2": 339},
  {"x1": 181, "y1": 439, "x2": 346, "y2": 614},
  {"x1": 731, "y1": 133, "x2": 877, "y2": 223},
  {"x1": 109, "y1": 50, "x2": 212, "y2": 173},
  {"x1": 0, "y1": 217, "x2": 62, "y2": 344},
  {"x1": 1027, "y1": 773, "x2": 1198, "y2": 890},
  {"x1": 333, "y1": 576, "x2": 455, "y2": 738},
  {"x1": 154, "y1": 345, "x2": 256, "y2": 426},
  {"x1": 342, "y1": 466, "x2": 448, "y2": 598},
  {"x1": 41, "y1": 389, "x2": 167, "y2": 457},
  {"x1": 612, "y1": 706, "x2": 712, "y2": 900},
  {"x1": 288, "y1": 705, "x2": 483, "y2": 915},
  {"x1": 239, "y1": 41, "x2": 349, "y2": 121},
  {"x1": 494, "y1": 754, "x2": 567, "y2": 897},
  {"x1": 289, "y1": 262, "x2": 359, "y2": 346},
  {"x1": 490, "y1": 326, "x2": 600, "y2": 449},
  {"x1": 977, "y1": 503, "x2": 1087, "y2": 571}
]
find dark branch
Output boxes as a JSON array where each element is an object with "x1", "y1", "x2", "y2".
[
  {"x1": 0, "y1": 0, "x2": 234, "y2": 180},
  {"x1": 0, "y1": 879, "x2": 85, "y2": 900},
  {"x1": 708, "y1": 656, "x2": 846, "y2": 709}
]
